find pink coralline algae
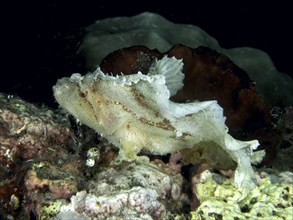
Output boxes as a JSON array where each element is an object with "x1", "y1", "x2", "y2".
[
  {"x1": 0, "y1": 93, "x2": 77, "y2": 218},
  {"x1": 0, "y1": 94, "x2": 74, "y2": 161}
]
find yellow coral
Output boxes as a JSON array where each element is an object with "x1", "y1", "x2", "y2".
[{"x1": 191, "y1": 171, "x2": 293, "y2": 219}]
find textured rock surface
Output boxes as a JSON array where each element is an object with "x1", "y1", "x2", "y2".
[
  {"x1": 78, "y1": 12, "x2": 293, "y2": 106},
  {"x1": 54, "y1": 162, "x2": 187, "y2": 220},
  {"x1": 0, "y1": 93, "x2": 77, "y2": 219}
]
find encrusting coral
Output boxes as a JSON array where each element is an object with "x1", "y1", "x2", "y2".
[
  {"x1": 0, "y1": 93, "x2": 77, "y2": 218},
  {"x1": 190, "y1": 170, "x2": 293, "y2": 219}
]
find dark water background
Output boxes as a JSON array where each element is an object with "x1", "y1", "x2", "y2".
[{"x1": 1, "y1": 1, "x2": 292, "y2": 107}]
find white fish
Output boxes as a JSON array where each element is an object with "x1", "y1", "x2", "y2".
[{"x1": 53, "y1": 56, "x2": 263, "y2": 190}]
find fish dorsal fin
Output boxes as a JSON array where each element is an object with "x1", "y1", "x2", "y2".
[{"x1": 148, "y1": 56, "x2": 184, "y2": 96}]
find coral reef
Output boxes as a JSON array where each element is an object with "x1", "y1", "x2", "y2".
[
  {"x1": 78, "y1": 12, "x2": 293, "y2": 106},
  {"x1": 190, "y1": 170, "x2": 293, "y2": 219},
  {"x1": 1, "y1": 83, "x2": 293, "y2": 219},
  {"x1": 1, "y1": 12, "x2": 293, "y2": 220},
  {"x1": 24, "y1": 160, "x2": 80, "y2": 219},
  {"x1": 1, "y1": 90, "x2": 291, "y2": 219},
  {"x1": 0, "y1": 93, "x2": 190, "y2": 219},
  {"x1": 0, "y1": 94, "x2": 74, "y2": 161},
  {"x1": 0, "y1": 93, "x2": 77, "y2": 219},
  {"x1": 54, "y1": 161, "x2": 188, "y2": 219}
]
